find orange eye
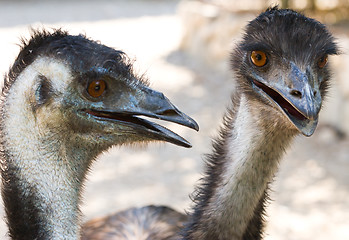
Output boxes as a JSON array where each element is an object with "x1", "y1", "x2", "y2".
[
  {"x1": 317, "y1": 55, "x2": 328, "y2": 68},
  {"x1": 87, "y1": 80, "x2": 106, "y2": 98},
  {"x1": 251, "y1": 50, "x2": 267, "y2": 67}
]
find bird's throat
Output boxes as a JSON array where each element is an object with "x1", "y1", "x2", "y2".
[
  {"x1": 0, "y1": 66, "x2": 92, "y2": 239},
  {"x1": 1, "y1": 141, "x2": 87, "y2": 239},
  {"x1": 185, "y1": 95, "x2": 296, "y2": 239}
]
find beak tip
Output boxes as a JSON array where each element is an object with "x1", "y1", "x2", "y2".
[
  {"x1": 172, "y1": 137, "x2": 193, "y2": 148},
  {"x1": 185, "y1": 143, "x2": 193, "y2": 148},
  {"x1": 176, "y1": 112, "x2": 199, "y2": 132},
  {"x1": 302, "y1": 131, "x2": 314, "y2": 137},
  {"x1": 296, "y1": 118, "x2": 318, "y2": 137},
  {"x1": 192, "y1": 121, "x2": 200, "y2": 132}
]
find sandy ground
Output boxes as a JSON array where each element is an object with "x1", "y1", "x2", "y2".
[{"x1": 0, "y1": 0, "x2": 348, "y2": 239}]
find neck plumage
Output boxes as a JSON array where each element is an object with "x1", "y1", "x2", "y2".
[
  {"x1": 0, "y1": 131, "x2": 92, "y2": 239},
  {"x1": 183, "y1": 93, "x2": 296, "y2": 240},
  {"x1": 0, "y1": 77, "x2": 96, "y2": 239}
]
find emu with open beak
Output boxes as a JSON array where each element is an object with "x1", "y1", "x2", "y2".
[{"x1": 252, "y1": 62, "x2": 322, "y2": 137}]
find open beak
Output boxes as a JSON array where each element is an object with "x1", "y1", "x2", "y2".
[
  {"x1": 87, "y1": 85, "x2": 199, "y2": 148},
  {"x1": 252, "y1": 63, "x2": 321, "y2": 136}
]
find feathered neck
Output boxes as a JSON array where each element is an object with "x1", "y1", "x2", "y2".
[
  {"x1": 182, "y1": 93, "x2": 297, "y2": 239},
  {"x1": 0, "y1": 61, "x2": 100, "y2": 239},
  {"x1": 0, "y1": 139, "x2": 88, "y2": 239}
]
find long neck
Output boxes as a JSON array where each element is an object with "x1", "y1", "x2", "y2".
[
  {"x1": 183, "y1": 94, "x2": 296, "y2": 240},
  {"x1": 0, "y1": 73, "x2": 96, "y2": 239},
  {"x1": 2, "y1": 143, "x2": 87, "y2": 239},
  {"x1": 0, "y1": 131, "x2": 93, "y2": 239}
]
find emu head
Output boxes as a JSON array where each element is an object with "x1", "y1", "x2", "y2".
[
  {"x1": 2, "y1": 30, "x2": 199, "y2": 157},
  {"x1": 231, "y1": 7, "x2": 338, "y2": 136}
]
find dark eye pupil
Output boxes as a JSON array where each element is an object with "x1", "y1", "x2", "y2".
[
  {"x1": 256, "y1": 54, "x2": 262, "y2": 61},
  {"x1": 87, "y1": 80, "x2": 106, "y2": 98}
]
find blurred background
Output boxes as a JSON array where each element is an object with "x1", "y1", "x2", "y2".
[{"x1": 0, "y1": 0, "x2": 348, "y2": 239}]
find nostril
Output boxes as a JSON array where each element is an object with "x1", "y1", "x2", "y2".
[
  {"x1": 159, "y1": 109, "x2": 178, "y2": 116},
  {"x1": 314, "y1": 91, "x2": 317, "y2": 97},
  {"x1": 290, "y1": 90, "x2": 302, "y2": 98}
]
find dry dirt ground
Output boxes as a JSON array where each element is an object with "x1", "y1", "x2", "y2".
[{"x1": 0, "y1": 0, "x2": 348, "y2": 239}]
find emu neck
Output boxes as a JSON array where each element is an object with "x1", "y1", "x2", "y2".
[
  {"x1": 1, "y1": 138, "x2": 89, "y2": 239},
  {"x1": 185, "y1": 94, "x2": 296, "y2": 239},
  {"x1": 0, "y1": 114, "x2": 94, "y2": 240},
  {"x1": 0, "y1": 64, "x2": 95, "y2": 239}
]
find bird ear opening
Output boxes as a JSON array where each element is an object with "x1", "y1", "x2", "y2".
[{"x1": 33, "y1": 75, "x2": 53, "y2": 110}]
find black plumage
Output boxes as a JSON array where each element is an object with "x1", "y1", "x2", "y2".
[{"x1": 5, "y1": 29, "x2": 140, "y2": 93}]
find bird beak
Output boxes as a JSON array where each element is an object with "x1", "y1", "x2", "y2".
[
  {"x1": 252, "y1": 63, "x2": 321, "y2": 136},
  {"x1": 134, "y1": 86, "x2": 199, "y2": 131},
  {"x1": 86, "y1": 85, "x2": 199, "y2": 148}
]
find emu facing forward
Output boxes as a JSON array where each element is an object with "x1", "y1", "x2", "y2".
[
  {"x1": 182, "y1": 8, "x2": 338, "y2": 240},
  {"x1": 0, "y1": 30, "x2": 198, "y2": 239},
  {"x1": 82, "y1": 8, "x2": 339, "y2": 240}
]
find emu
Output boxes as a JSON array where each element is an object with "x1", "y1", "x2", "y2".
[
  {"x1": 83, "y1": 7, "x2": 338, "y2": 240},
  {"x1": 0, "y1": 29, "x2": 198, "y2": 239},
  {"x1": 182, "y1": 7, "x2": 338, "y2": 240}
]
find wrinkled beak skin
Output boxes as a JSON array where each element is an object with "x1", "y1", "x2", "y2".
[
  {"x1": 252, "y1": 62, "x2": 322, "y2": 137},
  {"x1": 85, "y1": 81, "x2": 199, "y2": 148}
]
